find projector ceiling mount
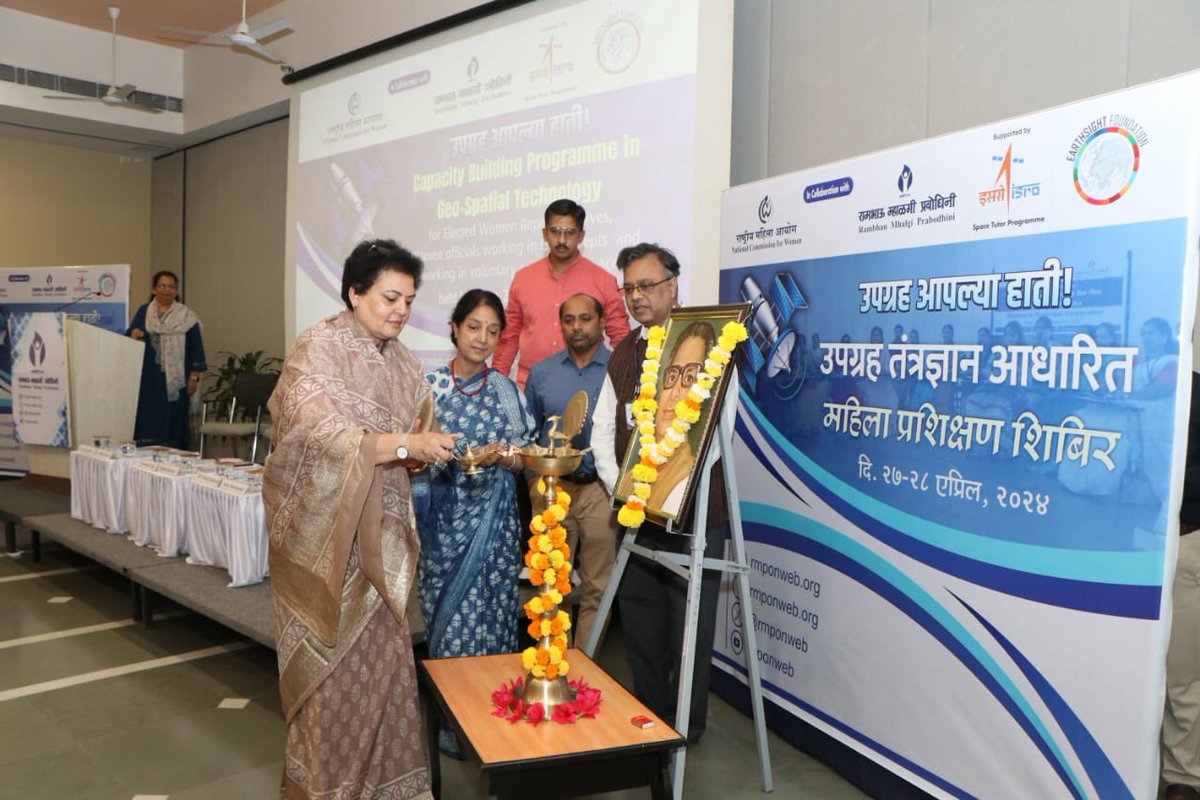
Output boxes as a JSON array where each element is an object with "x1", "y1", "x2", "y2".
[
  {"x1": 42, "y1": 6, "x2": 162, "y2": 114},
  {"x1": 157, "y1": 0, "x2": 293, "y2": 64}
]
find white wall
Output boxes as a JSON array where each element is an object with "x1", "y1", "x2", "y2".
[{"x1": 734, "y1": 0, "x2": 1200, "y2": 181}]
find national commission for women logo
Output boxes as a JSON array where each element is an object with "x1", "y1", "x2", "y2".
[{"x1": 1068, "y1": 116, "x2": 1147, "y2": 205}]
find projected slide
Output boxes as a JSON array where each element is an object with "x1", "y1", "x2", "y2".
[{"x1": 294, "y1": 0, "x2": 700, "y2": 360}]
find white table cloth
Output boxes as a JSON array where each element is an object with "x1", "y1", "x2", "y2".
[
  {"x1": 125, "y1": 461, "x2": 194, "y2": 557},
  {"x1": 186, "y1": 475, "x2": 269, "y2": 587},
  {"x1": 71, "y1": 448, "x2": 147, "y2": 533}
]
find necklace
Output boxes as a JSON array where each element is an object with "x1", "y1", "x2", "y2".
[{"x1": 450, "y1": 357, "x2": 489, "y2": 396}]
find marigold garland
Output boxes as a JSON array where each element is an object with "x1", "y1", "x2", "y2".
[
  {"x1": 617, "y1": 320, "x2": 749, "y2": 530},
  {"x1": 520, "y1": 485, "x2": 574, "y2": 679}
]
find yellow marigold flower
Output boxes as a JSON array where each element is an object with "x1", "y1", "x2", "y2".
[
  {"x1": 521, "y1": 647, "x2": 537, "y2": 670},
  {"x1": 634, "y1": 484, "x2": 651, "y2": 500},
  {"x1": 696, "y1": 373, "x2": 715, "y2": 390},
  {"x1": 640, "y1": 434, "x2": 656, "y2": 446},
  {"x1": 548, "y1": 645, "x2": 563, "y2": 664},
  {"x1": 723, "y1": 321, "x2": 749, "y2": 341},
  {"x1": 712, "y1": 349, "x2": 731, "y2": 365},
  {"x1": 537, "y1": 534, "x2": 553, "y2": 553},
  {"x1": 543, "y1": 568, "x2": 557, "y2": 585},
  {"x1": 548, "y1": 588, "x2": 563, "y2": 606},
  {"x1": 531, "y1": 552, "x2": 549, "y2": 570},
  {"x1": 550, "y1": 505, "x2": 568, "y2": 523},
  {"x1": 718, "y1": 335, "x2": 737, "y2": 352},
  {"x1": 617, "y1": 505, "x2": 646, "y2": 528},
  {"x1": 645, "y1": 346, "x2": 663, "y2": 360},
  {"x1": 557, "y1": 610, "x2": 572, "y2": 630},
  {"x1": 675, "y1": 403, "x2": 701, "y2": 424},
  {"x1": 548, "y1": 550, "x2": 565, "y2": 569},
  {"x1": 531, "y1": 663, "x2": 546, "y2": 678},
  {"x1": 638, "y1": 419, "x2": 655, "y2": 435},
  {"x1": 527, "y1": 597, "x2": 545, "y2": 615},
  {"x1": 540, "y1": 619, "x2": 552, "y2": 637},
  {"x1": 557, "y1": 490, "x2": 572, "y2": 506},
  {"x1": 558, "y1": 659, "x2": 570, "y2": 676},
  {"x1": 705, "y1": 363, "x2": 723, "y2": 377},
  {"x1": 631, "y1": 464, "x2": 658, "y2": 483},
  {"x1": 531, "y1": 516, "x2": 547, "y2": 533},
  {"x1": 536, "y1": 478, "x2": 546, "y2": 495}
]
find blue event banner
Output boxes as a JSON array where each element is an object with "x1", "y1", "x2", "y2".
[{"x1": 719, "y1": 218, "x2": 1187, "y2": 618}]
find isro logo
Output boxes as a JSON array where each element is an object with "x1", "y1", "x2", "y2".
[
  {"x1": 978, "y1": 144, "x2": 1040, "y2": 212},
  {"x1": 1067, "y1": 115, "x2": 1147, "y2": 205}
]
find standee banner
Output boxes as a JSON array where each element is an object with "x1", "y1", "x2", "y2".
[
  {"x1": 0, "y1": 265, "x2": 130, "y2": 472},
  {"x1": 715, "y1": 73, "x2": 1200, "y2": 798},
  {"x1": 9, "y1": 312, "x2": 68, "y2": 446}
]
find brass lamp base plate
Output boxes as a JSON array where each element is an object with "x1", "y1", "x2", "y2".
[{"x1": 517, "y1": 673, "x2": 577, "y2": 713}]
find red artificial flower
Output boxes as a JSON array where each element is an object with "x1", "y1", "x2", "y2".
[
  {"x1": 552, "y1": 702, "x2": 577, "y2": 724},
  {"x1": 573, "y1": 686, "x2": 602, "y2": 718},
  {"x1": 505, "y1": 699, "x2": 526, "y2": 723},
  {"x1": 525, "y1": 702, "x2": 546, "y2": 725}
]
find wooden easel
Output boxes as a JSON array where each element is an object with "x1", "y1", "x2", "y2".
[{"x1": 583, "y1": 400, "x2": 774, "y2": 799}]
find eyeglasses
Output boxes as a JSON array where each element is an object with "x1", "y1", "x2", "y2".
[
  {"x1": 620, "y1": 276, "x2": 674, "y2": 296},
  {"x1": 547, "y1": 226, "x2": 580, "y2": 238},
  {"x1": 663, "y1": 362, "x2": 701, "y2": 390}
]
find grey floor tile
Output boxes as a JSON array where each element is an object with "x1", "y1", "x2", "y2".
[
  {"x1": 83, "y1": 701, "x2": 285, "y2": 793},
  {"x1": 0, "y1": 743, "x2": 126, "y2": 800},
  {"x1": 0, "y1": 697, "x2": 75, "y2": 768},
  {"x1": 167, "y1": 761, "x2": 284, "y2": 800}
]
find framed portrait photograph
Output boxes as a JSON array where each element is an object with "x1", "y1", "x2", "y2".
[{"x1": 615, "y1": 303, "x2": 750, "y2": 528}]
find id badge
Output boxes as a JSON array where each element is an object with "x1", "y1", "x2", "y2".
[{"x1": 623, "y1": 402, "x2": 635, "y2": 427}]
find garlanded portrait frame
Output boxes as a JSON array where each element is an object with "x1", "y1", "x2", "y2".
[{"x1": 615, "y1": 303, "x2": 750, "y2": 530}]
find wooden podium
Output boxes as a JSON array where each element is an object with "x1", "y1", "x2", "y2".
[{"x1": 21, "y1": 317, "x2": 143, "y2": 478}]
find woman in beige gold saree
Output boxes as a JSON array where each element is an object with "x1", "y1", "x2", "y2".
[{"x1": 264, "y1": 239, "x2": 458, "y2": 800}]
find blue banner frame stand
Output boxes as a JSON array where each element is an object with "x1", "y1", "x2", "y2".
[{"x1": 584, "y1": 409, "x2": 774, "y2": 799}]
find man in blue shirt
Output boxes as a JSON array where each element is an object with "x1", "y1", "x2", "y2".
[{"x1": 525, "y1": 292, "x2": 621, "y2": 649}]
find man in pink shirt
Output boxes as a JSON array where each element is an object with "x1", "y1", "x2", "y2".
[{"x1": 494, "y1": 199, "x2": 630, "y2": 388}]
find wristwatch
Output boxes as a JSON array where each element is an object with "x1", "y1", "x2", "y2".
[{"x1": 394, "y1": 434, "x2": 409, "y2": 461}]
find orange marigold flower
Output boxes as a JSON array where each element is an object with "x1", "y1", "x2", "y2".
[
  {"x1": 555, "y1": 580, "x2": 571, "y2": 595},
  {"x1": 541, "y1": 510, "x2": 557, "y2": 526},
  {"x1": 530, "y1": 570, "x2": 544, "y2": 586},
  {"x1": 523, "y1": 552, "x2": 533, "y2": 567},
  {"x1": 528, "y1": 621, "x2": 541, "y2": 638},
  {"x1": 550, "y1": 618, "x2": 564, "y2": 635},
  {"x1": 531, "y1": 553, "x2": 549, "y2": 570},
  {"x1": 536, "y1": 649, "x2": 550, "y2": 666},
  {"x1": 545, "y1": 663, "x2": 559, "y2": 680}
]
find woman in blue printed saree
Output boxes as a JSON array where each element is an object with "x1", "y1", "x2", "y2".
[{"x1": 416, "y1": 288, "x2": 535, "y2": 664}]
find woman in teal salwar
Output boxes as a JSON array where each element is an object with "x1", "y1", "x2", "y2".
[{"x1": 416, "y1": 289, "x2": 534, "y2": 666}]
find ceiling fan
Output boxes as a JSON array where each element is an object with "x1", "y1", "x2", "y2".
[
  {"x1": 158, "y1": 0, "x2": 292, "y2": 64},
  {"x1": 42, "y1": 6, "x2": 161, "y2": 114}
]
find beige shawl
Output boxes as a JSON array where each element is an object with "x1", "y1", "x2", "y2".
[{"x1": 263, "y1": 310, "x2": 429, "y2": 722}]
